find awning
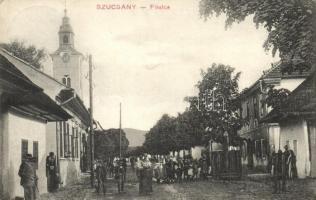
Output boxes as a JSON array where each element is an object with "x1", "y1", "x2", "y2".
[
  {"x1": 3, "y1": 92, "x2": 72, "y2": 122},
  {"x1": 0, "y1": 54, "x2": 42, "y2": 92},
  {"x1": 58, "y1": 88, "x2": 90, "y2": 126}
]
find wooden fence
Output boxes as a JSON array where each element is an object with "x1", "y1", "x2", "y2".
[{"x1": 210, "y1": 150, "x2": 242, "y2": 179}]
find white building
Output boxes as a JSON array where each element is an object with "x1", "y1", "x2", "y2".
[
  {"x1": 238, "y1": 63, "x2": 309, "y2": 174},
  {"x1": 263, "y1": 71, "x2": 316, "y2": 178},
  {"x1": 0, "y1": 53, "x2": 71, "y2": 199},
  {"x1": 0, "y1": 8, "x2": 92, "y2": 194}
]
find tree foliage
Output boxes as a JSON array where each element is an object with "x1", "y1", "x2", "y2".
[
  {"x1": 94, "y1": 129, "x2": 129, "y2": 160},
  {"x1": 143, "y1": 64, "x2": 243, "y2": 154},
  {"x1": 265, "y1": 86, "x2": 291, "y2": 110},
  {"x1": 199, "y1": 0, "x2": 316, "y2": 73},
  {"x1": 186, "y1": 63, "x2": 242, "y2": 145},
  {"x1": 0, "y1": 40, "x2": 47, "y2": 69},
  {"x1": 143, "y1": 112, "x2": 204, "y2": 154}
]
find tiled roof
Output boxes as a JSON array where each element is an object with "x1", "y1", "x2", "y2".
[{"x1": 240, "y1": 63, "x2": 311, "y2": 97}]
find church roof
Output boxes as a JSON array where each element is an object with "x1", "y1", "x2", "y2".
[{"x1": 51, "y1": 46, "x2": 83, "y2": 56}]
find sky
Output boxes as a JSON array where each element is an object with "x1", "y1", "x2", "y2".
[{"x1": 0, "y1": 0, "x2": 279, "y2": 131}]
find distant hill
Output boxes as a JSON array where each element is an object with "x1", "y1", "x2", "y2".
[{"x1": 123, "y1": 128, "x2": 147, "y2": 147}]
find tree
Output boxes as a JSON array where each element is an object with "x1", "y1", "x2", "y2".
[
  {"x1": 199, "y1": 0, "x2": 316, "y2": 73},
  {"x1": 143, "y1": 114, "x2": 177, "y2": 154},
  {"x1": 186, "y1": 63, "x2": 242, "y2": 146},
  {"x1": 0, "y1": 40, "x2": 47, "y2": 69},
  {"x1": 94, "y1": 129, "x2": 129, "y2": 159},
  {"x1": 265, "y1": 86, "x2": 291, "y2": 110}
]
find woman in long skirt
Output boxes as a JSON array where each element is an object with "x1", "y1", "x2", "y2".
[{"x1": 139, "y1": 155, "x2": 153, "y2": 195}]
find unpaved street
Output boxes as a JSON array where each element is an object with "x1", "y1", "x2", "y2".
[{"x1": 41, "y1": 167, "x2": 316, "y2": 200}]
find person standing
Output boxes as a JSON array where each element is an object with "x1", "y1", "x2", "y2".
[
  {"x1": 18, "y1": 154, "x2": 38, "y2": 200},
  {"x1": 46, "y1": 152, "x2": 58, "y2": 192},
  {"x1": 142, "y1": 155, "x2": 153, "y2": 195},
  {"x1": 282, "y1": 145, "x2": 290, "y2": 192},
  {"x1": 272, "y1": 150, "x2": 283, "y2": 193},
  {"x1": 115, "y1": 158, "x2": 125, "y2": 193},
  {"x1": 96, "y1": 160, "x2": 107, "y2": 194},
  {"x1": 288, "y1": 150, "x2": 298, "y2": 179}
]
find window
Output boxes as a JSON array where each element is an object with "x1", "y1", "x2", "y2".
[
  {"x1": 254, "y1": 119, "x2": 258, "y2": 128},
  {"x1": 67, "y1": 123, "x2": 70, "y2": 156},
  {"x1": 59, "y1": 122, "x2": 63, "y2": 157},
  {"x1": 246, "y1": 101, "x2": 250, "y2": 119},
  {"x1": 242, "y1": 140, "x2": 247, "y2": 160},
  {"x1": 71, "y1": 127, "x2": 75, "y2": 158},
  {"x1": 62, "y1": 75, "x2": 71, "y2": 87},
  {"x1": 21, "y1": 139, "x2": 28, "y2": 161},
  {"x1": 33, "y1": 141, "x2": 38, "y2": 169},
  {"x1": 63, "y1": 122, "x2": 70, "y2": 157},
  {"x1": 75, "y1": 128, "x2": 79, "y2": 158},
  {"x1": 261, "y1": 139, "x2": 267, "y2": 158},
  {"x1": 63, "y1": 35, "x2": 69, "y2": 44},
  {"x1": 253, "y1": 96, "x2": 259, "y2": 119},
  {"x1": 255, "y1": 140, "x2": 262, "y2": 158}
]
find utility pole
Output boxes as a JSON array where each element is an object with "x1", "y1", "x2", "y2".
[
  {"x1": 89, "y1": 54, "x2": 94, "y2": 187},
  {"x1": 119, "y1": 102, "x2": 122, "y2": 159}
]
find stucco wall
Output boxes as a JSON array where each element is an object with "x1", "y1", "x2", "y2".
[
  {"x1": 276, "y1": 78, "x2": 305, "y2": 92},
  {"x1": 46, "y1": 122, "x2": 57, "y2": 155},
  {"x1": 4, "y1": 111, "x2": 47, "y2": 199},
  {"x1": 280, "y1": 119, "x2": 310, "y2": 178},
  {"x1": 59, "y1": 159, "x2": 80, "y2": 186}
]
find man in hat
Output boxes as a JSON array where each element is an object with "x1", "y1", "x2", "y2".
[{"x1": 18, "y1": 154, "x2": 38, "y2": 200}]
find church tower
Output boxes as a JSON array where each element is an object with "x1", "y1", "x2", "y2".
[{"x1": 51, "y1": 9, "x2": 83, "y2": 97}]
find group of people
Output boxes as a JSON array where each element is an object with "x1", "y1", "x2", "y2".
[
  {"x1": 17, "y1": 147, "x2": 298, "y2": 199},
  {"x1": 93, "y1": 156, "x2": 128, "y2": 194},
  {"x1": 270, "y1": 145, "x2": 298, "y2": 193},
  {"x1": 132, "y1": 153, "x2": 210, "y2": 187}
]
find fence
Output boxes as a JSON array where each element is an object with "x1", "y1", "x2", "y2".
[{"x1": 210, "y1": 150, "x2": 242, "y2": 179}]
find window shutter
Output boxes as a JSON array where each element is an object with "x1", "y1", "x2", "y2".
[
  {"x1": 33, "y1": 141, "x2": 39, "y2": 169},
  {"x1": 21, "y1": 139, "x2": 28, "y2": 162}
]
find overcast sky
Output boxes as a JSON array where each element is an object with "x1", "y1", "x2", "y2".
[{"x1": 0, "y1": 0, "x2": 278, "y2": 130}]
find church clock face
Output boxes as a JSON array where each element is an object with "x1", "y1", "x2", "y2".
[{"x1": 62, "y1": 53, "x2": 70, "y2": 63}]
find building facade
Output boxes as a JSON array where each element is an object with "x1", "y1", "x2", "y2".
[
  {"x1": 238, "y1": 64, "x2": 309, "y2": 174},
  {"x1": 0, "y1": 54, "x2": 71, "y2": 199},
  {"x1": 263, "y1": 71, "x2": 316, "y2": 178},
  {"x1": 0, "y1": 9, "x2": 91, "y2": 192}
]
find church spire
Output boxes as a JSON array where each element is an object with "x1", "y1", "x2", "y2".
[{"x1": 59, "y1": 9, "x2": 74, "y2": 48}]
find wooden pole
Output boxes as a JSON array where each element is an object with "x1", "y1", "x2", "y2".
[
  {"x1": 89, "y1": 54, "x2": 94, "y2": 187},
  {"x1": 119, "y1": 103, "x2": 122, "y2": 159}
]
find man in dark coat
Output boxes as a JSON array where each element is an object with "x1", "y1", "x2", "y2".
[
  {"x1": 96, "y1": 160, "x2": 107, "y2": 194},
  {"x1": 46, "y1": 152, "x2": 58, "y2": 192},
  {"x1": 282, "y1": 145, "x2": 290, "y2": 191},
  {"x1": 272, "y1": 150, "x2": 283, "y2": 193},
  {"x1": 18, "y1": 154, "x2": 38, "y2": 200}
]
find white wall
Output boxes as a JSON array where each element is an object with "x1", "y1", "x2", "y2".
[
  {"x1": 277, "y1": 78, "x2": 305, "y2": 92},
  {"x1": 268, "y1": 124, "x2": 280, "y2": 151},
  {"x1": 280, "y1": 119, "x2": 310, "y2": 178},
  {"x1": 5, "y1": 111, "x2": 47, "y2": 199},
  {"x1": 59, "y1": 158, "x2": 80, "y2": 186}
]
